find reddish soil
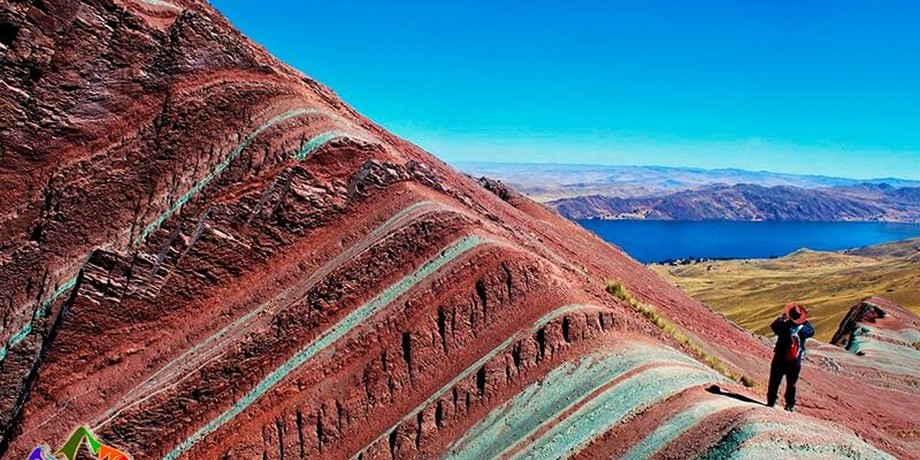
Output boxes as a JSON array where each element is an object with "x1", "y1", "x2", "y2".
[{"x1": 1, "y1": 0, "x2": 917, "y2": 459}]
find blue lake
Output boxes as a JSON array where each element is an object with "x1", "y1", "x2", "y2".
[{"x1": 576, "y1": 220, "x2": 920, "y2": 264}]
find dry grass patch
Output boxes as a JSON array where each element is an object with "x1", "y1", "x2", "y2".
[
  {"x1": 606, "y1": 280, "x2": 754, "y2": 387},
  {"x1": 650, "y1": 239, "x2": 920, "y2": 342}
]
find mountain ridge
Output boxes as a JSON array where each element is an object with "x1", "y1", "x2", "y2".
[
  {"x1": 458, "y1": 162, "x2": 920, "y2": 221},
  {"x1": 1, "y1": 1, "x2": 917, "y2": 459},
  {"x1": 456, "y1": 161, "x2": 920, "y2": 201},
  {"x1": 549, "y1": 182, "x2": 920, "y2": 222}
]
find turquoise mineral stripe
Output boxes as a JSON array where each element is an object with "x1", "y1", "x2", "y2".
[
  {"x1": 152, "y1": 201, "x2": 438, "y2": 375},
  {"x1": 93, "y1": 202, "x2": 444, "y2": 431},
  {"x1": 34, "y1": 276, "x2": 78, "y2": 319},
  {"x1": 445, "y1": 346, "x2": 650, "y2": 460},
  {"x1": 355, "y1": 304, "x2": 595, "y2": 459},
  {"x1": 448, "y1": 344, "x2": 713, "y2": 460},
  {"x1": 115, "y1": 201, "x2": 439, "y2": 410},
  {"x1": 292, "y1": 130, "x2": 348, "y2": 160},
  {"x1": 2, "y1": 109, "x2": 349, "y2": 366},
  {"x1": 699, "y1": 420, "x2": 897, "y2": 460},
  {"x1": 137, "y1": 108, "x2": 322, "y2": 244},
  {"x1": 698, "y1": 421, "x2": 788, "y2": 460},
  {"x1": 848, "y1": 326, "x2": 920, "y2": 377},
  {"x1": 8, "y1": 323, "x2": 32, "y2": 348},
  {"x1": 0, "y1": 324, "x2": 32, "y2": 364},
  {"x1": 513, "y1": 365, "x2": 726, "y2": 460},
  {"x1": 162, "y1": 235, "x2": 488, "y2": 460},
  {"x1": 621, "y1": 398, "x2": 748, "y2": 460},
  {"x1": 0, "y1": 276, "x2": 78, "y2": 365}
]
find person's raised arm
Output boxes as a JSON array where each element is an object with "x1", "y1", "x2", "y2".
[{"x1": 770, "y1": 316, "x2": 788, "y2": 335}]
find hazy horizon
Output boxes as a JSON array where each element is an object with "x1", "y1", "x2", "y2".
[
  {"x1": 212, "y1": 0, "x2": 920, "y2": 180},
  {"x1": 452, "y1": 160, "x2": 920, "y2": 183}
]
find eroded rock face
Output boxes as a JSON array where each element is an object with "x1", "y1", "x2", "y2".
[{"x1": 1, "y1": 1, "x2": 918, "y2": 459}]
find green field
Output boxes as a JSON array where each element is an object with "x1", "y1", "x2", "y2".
[{"x1": 651, "y1": 238, "x2": 920, "y2": 342}]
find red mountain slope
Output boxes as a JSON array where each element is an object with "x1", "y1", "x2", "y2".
[{"x1": 1, "y1": 1, "x2": 917, "y2": 459}]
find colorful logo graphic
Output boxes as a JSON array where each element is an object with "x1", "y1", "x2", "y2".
[{"x1": 28, "y1": 425, "x2": 130, "y2": 460}]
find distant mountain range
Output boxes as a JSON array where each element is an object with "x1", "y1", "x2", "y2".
[
  {"x1": 551, "y1": 183, "x2": 920, "y2": 221},
  {"x1": 456, "y1": 162, "x2": 920, "y2": 222}
]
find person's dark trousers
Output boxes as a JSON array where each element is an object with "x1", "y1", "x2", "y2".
[{"x1": 767, "y1": 356, "x2": 801, "y2": 408}]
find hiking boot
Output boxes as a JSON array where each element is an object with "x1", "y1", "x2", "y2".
[{"x1": 784, "y1": 404, "x2": 795, "y2": 412}]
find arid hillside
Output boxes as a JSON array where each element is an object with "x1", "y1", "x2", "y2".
[
  {"x1": 1, "y1": 1, "x2": 917, "y2": 459},
  {"x1": 652, "y1": 238, "x2": 920, "y2": 342}
]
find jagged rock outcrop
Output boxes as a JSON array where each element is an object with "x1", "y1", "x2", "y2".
[
  {"x1": 1, "y1": 1, "x2": 918, "y2": 459},
  {"x1": 829, "y1": 296, "x2": 920, "y2": 378}
]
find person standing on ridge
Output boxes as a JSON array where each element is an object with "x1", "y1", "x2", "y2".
[{"x1": 766, "y1": 302, "x2": 814, "y2": 412}]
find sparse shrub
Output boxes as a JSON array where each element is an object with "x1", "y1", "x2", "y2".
[
  {"x1": 913, "y1": 341, "x2": 920, "y2": 351},
  {"x1": 606, "y1": 279, "x2": 756, "y2": 387},
  {"x1": 605, "y1": 280, "x2": 633, "y2": 302}
]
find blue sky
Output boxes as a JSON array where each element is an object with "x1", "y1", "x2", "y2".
[{"x1": 211, "y1": 1, "x2": 920, "y2": 179}]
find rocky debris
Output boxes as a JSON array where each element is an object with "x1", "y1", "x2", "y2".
[{"x1": 475, "y1": 176, "x2": 516, "y2": 203}]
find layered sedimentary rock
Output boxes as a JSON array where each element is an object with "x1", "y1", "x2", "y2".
[
  {"x1": 1, "y1": 1, "x2": 918, "y2": 459},
  {"x1": 828, "y1": 296, "x2": 920, "y2": 378}
]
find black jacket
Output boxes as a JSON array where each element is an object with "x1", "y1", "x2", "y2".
[{"x1": 771, "y1": 317, "x2": 815, "y2": 362}]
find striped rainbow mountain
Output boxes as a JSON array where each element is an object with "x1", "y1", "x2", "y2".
[{"x1": 1, "y1": 0, "x2": 917, "y2": 459}]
